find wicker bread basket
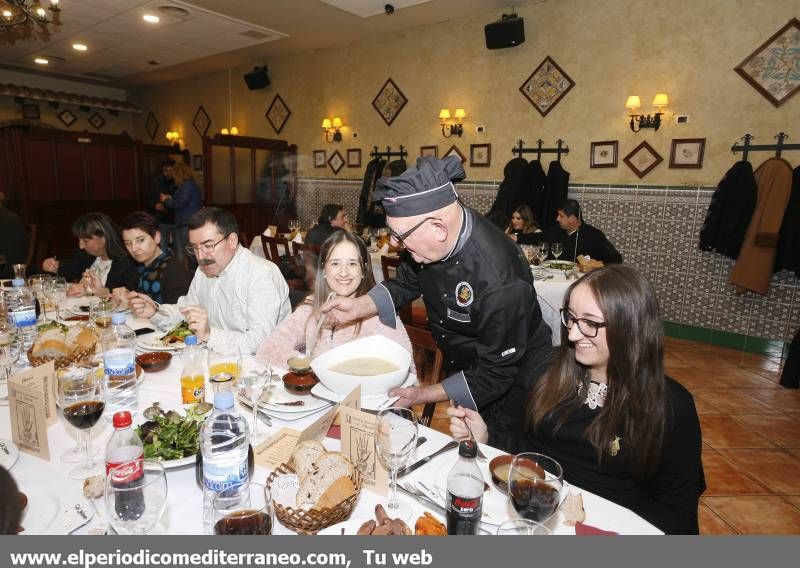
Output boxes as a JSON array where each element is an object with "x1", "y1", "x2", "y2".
[
  {"x1": 266, "y1": 462, "x2": 362, "y2": 535},
  {"x1": 28, "y1": 341, "x2": 97, "y2": 369}
]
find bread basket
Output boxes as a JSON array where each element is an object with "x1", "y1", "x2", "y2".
[
  {"x1": 27, "y1": 342, "x2": 97, "y2": 369},
  {"x1": 266, "y1": 462, "x2": 362, "y2": 534}
]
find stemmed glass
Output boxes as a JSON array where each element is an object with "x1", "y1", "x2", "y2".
[
  {"x1": 551, "y1": 243, "x2": 563, "y2": 261},
  {"x1": 105, "y1": 459, "x2": 167, "y2": 535},
  {"x1": 507, "y1": 452, "x2": 565, "y2": 525},
  {"x1": 28, "y1": 275, "x2": 47, "y2": 321},
  {"x1": 288, "y1": 219, "x2": 300, "y2": 233},
  {"x1": 56, "y1": 367, "x2": 100, "y2": 463},
  {"x1": 212, "y1": 482, "x2": 273, "y2": 535},
  {"x1": 496, "y1": 519, "x2": 551, "y2": 535},
  {"x1": 58, "y1": 366, "x2": 106, "y2": 479},
  {"x1": 538, "y1": 242, "x2": 550, "y2": 263},
  {"x1": 239, "y1": 368, "x2": 270, "y2": 443},
  {"x1": 0, "y1": 324, "x2": 21, "y2": 405},
  {"x1": 45, "y1": 277, "x2": 67, "y2": 321},
  {"x1": 90, "y1": 298, "x2": 113, "y2": 329},
  {"x1": 376, "y1": 407, "x2": 419, "y2": 521}
]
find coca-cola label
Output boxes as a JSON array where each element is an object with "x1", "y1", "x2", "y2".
[{"x1": 108, "y1": 456, "x2": 145, "y2": 479}]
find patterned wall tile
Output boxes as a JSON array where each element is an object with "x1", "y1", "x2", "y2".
[{"x1": 714, "y1": 312, "x2": 750, "y2": 335}]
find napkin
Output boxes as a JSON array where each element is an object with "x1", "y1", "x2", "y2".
[
  {"x1": 262, "y1": 227, "x2": 274, "y2": 237},
  {"x1": 574, "y1": 522, "x2": 618, "y2": 535},
  {"x1": 379, "y1": 243, "x2": 390, "y2": 255},
  {"x1": 293, "y1": 232, "x2": 303, "y2": 244}
]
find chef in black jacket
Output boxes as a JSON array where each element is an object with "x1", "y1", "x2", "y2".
[{"x1": 324, "y1": 156, "x2": 552, "y2": 450}]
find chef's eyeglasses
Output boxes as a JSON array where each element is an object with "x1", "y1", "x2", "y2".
[
  {"x1": 185, "y1": 233, "x2": 233, "y2": 257},
  {"x1": 387, "y1": 217, "x2": 440, "y2": 243},
  {"x1": 560, "y1": 308, "x2": 607, "y2": 338}
]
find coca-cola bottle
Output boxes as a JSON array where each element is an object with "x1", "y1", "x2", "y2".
[
  {"x1": 105, "y1": 410, "x2": 145, "y2": 521},
  {"x1": 446, "y1": 440, "x2": 484, "y2": 535}
]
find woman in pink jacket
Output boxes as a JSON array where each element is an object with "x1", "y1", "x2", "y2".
[{"x1": 258, "y1": 231, "x2": 411, "y2": 363}]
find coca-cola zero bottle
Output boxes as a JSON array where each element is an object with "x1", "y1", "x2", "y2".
[{"x1": 446, "y1": 440, "x2": 484, "y2": 535}]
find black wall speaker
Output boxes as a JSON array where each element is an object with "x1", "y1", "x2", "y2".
[
  {"x1": 484, "y1": 16, "x2": 525, "y2": 50},
  {"x1": 243, "y1": 66, "x2": 270, "y2": 90}
]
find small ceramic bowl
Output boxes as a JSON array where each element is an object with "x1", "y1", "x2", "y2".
[
  {"x1": 287, "y1": 355, "x2": 312, "y2": 374},
  {"x1": 136, "y1": 351, "x2": 172, "y2": 373},
  {"x1": 282, "y1": 371, "x2": 318, "y2": 394},
  {"x1": 489, "y1": 454, "x2": 513, "y2": 494}
]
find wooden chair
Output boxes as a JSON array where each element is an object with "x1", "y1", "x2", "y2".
[
  {"x1": 24, "y1": 224, "x2": 37, "y2": 267},
  {"x1": 260, "y1": 235, "x2": 290, "y2": 264},
  {"x1": 405, "y1": 324, "x2": 445, "y2": 427},
  {"x1": 291, "y1": 242, "x2": 321, "y2": 290},
  {"x1": 380, "y1": 255, "x2": 429, "y2": 327}
]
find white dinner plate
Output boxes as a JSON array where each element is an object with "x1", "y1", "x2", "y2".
[
  {"x1": 541, "y1": 260, "x2": 576, "y2": 273},
  {"x1": 18, "y1": 478, "x2": 94, "y2": 534},
  {"x1": 154, "y1": 454, "x2": 197, "y2": 469},
  {"x1": 310, "y1": 373, "x2": 417, "y2": 411},
  {"x1": 261, "y1": 403, "x2": 334, "y2": 422},
  {"x1": 317, "y1": 517, "x2": 377, "y2": 535},
  {"x1": 0, "y1": 438, "x2": 19, "y2": 469},
  {"x1": 136, "y1": 336, "x2": 185, "y2": 352},
  {"x1": 258, "y1": 387, "x2": 331, "y2": 414}
]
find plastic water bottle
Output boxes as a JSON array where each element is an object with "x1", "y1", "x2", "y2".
[
  {"x1": 446, "y1": 440, "x2": 484, "y2": 535},
  {"x1": 179, "y1": 335, "x2": 206, "y2": 404},
  {"x1": 6, "y1": 278, "x2": 37, "y2": 350},
  {"x1": 105, "y1": 411, "x2": 145, "y2": 521},
  {"x1": 101, "y1": 313, "x2": 138, "y2": 422},
  {"x1": 199, "y1": 390, "x2": 250, "y2": 533}
]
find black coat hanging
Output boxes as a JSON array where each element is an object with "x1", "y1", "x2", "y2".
[
  {"x1": 774, "y1": 165, "x2": 800, "y2": 277},
  {"x1": 541, "y1": 160, "x2": 570, "y2": 229},
  {"x1": 698, "y1": 160, "x2": 758, "y2": 258},
  {"x1": 357, "y1": 157, "x2": 387, "y2": 227},
  {"x1": 489, "y1": 157, "x2": 528, "y2": 216}
]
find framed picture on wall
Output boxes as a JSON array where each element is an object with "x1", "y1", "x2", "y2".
[
  {"x1": 347, "y1": 148, "x2": 362, "y2": 168},
  {"x1": 623, "y1": 141, "x2": 663, "y2": 179},
  {"x1": 442, "y1": 144, "x2": 466, "y2": 165},
  {"x1": 669, "y1": 138, "x2": 706, "y2": 169},
  {"x1": 328, "y1": 150, "x2": 345, "y2": 175},
  {"x1": 192, "y1": 154, "x2": 203, "y2": 171},
  {"x1": 469, "y1": 144, "x2": 491, "y2": 167},
  {"x1": 590, "y1": 140, "x2": 618, "y2": 168},
  {"x1": 313, "y1": 150, "x2": 326, "y2": 168},
  {"x1": 22, "y1": 103, "x2": 40, "y2": 120},
  {"x1": 420, "y1": 145, "x2": 438, "y2": 158}
]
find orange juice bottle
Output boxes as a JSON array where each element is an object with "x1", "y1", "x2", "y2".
[{"x1": 180, "y1": 335, "x2": 206, "y2": 404}]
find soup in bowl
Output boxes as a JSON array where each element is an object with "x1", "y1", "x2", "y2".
[{"x1": 310, "y1": 336, "x2": 411, "y2": 396}]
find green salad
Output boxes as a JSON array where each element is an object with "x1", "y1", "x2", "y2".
[
  {"x1": 159, "y1": 321, "x2": 193, "y2": 344},
  {"x1": 135, "y1": 404, "x2": 208, "y2": 461},
  {"x1": 545, "y1": 261, "x2": 575, "y2": 271}
]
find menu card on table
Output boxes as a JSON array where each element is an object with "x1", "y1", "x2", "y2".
[{"x1": 7, "y1": 361, "x2": 57, "y2": 461}]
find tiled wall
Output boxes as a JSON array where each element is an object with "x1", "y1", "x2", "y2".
[{"x1": 297, "y1": 178, "x2": 800, "y2": 344}]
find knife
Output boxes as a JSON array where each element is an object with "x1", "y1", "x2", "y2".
[{"x1": 397, "y1": 440, "x2": 458, "y2": 478}]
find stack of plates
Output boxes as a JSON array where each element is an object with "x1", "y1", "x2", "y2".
[{"x1": 255, "y1": 387, "x2": 333, "y2": 421}]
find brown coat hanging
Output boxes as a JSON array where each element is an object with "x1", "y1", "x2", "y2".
[{"x1": 729, "y1": 157, "x2": 794, "y2": 295}]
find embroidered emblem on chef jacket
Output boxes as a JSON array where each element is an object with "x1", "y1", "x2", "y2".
[
  {"x1": 455, "y1": 281, "x2": 473, "y2": 307},
  {"x1": 609, "y1": 436, "x2": 621, "y2": 456}
]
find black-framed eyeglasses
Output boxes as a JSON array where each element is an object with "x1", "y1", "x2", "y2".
[
  {"x1": 560, "y1": 308, "x2": 607, "y2": 338},
  {"x1": 185, "y1": 233, "x2": 231, "y2": 257},
  {"x1": 387, "y1": 217, "x2": 439, "y2": 243}
]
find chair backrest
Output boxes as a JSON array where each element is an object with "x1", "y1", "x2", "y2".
[
  {"x1": 291, "y1": 242, "x2": 321, "y2": 290},
  {"x1": 260, "y1": 234, "x2": 290, "y2": 264},
  {"x1": 25, "y1": 224, "x2": 37, "y2": 267},
  {"x1": 380, "y1": 255, "x2": 412, "y2": 324},
  {"x1": 404, "y1": 324, "x2": 445, "y2": 427}
]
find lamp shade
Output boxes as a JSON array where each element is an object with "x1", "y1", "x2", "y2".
[
  {"x1": 625, "y1": 96, "x2": 641, "y2": 110},
  {"x1": 438, "y1": 108, "x2": 451, "y2": 120},
  {"x1": 652, "y1": 93, "x2": 669, "y2": 108},
  {"x1": 453, "y1": 108, "x2": 466, "y2": 120},
  {"x1": 221, "y1": 128, "x2": 229, "y2": 135},
  {"x1": 230, "y1": 126, "x2": 239, "y2": 135},
  {"x1": 332, "y1": 117, "x2": 342, "y2": 129},
  {"x1": 321, "y1": 118, "x2": 331, "y2": 129}
]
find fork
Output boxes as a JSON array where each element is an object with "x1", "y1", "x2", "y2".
[{"x1": 449, "y1": 400, "x2": 488, "y2": 460}]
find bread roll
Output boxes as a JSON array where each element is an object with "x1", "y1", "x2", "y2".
[
  {"x1": 295, "y1": 452, "x2": 354, "y2": 508},
  {"x1": 67, "y1": 326, "x2": 97, "y2": 353},
  {"x1": 289, "y1": 440, "x2": 325, "y2": 477},
  {"x1": 312, "y1": 476, "x2": 356, "y2": 510},
  {"x1": 32, "y1": 329, "x2": 69, "y2": 359}
]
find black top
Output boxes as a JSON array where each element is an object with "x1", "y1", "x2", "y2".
[
  {"x1": 135, "y1": 251, "x2": 192, "y2": 304},
  {"x1": 0, "y1": 207, "x2": 28, "y2": 279},
  {"x1": 699, "y1": 160, "x2": 758, "y2": 259},
  {"x1": 55, "y1": 250, "x2": 138, "y2": 291},
  {"x1": 374, "y1": 207, "x2": 553, "y2": 443},
  {"x1": 492, "y1": 377, "x2": 705, "y2": 535},
  {"x1": 146, "y1": 173, "x2": 175, "y2": 225},
  {"x1": 543, "y1": 222, "x2": 623, "y2": 263},
  {"x1": 306, "y1": 223, "x2": 341, "y2": 247}
]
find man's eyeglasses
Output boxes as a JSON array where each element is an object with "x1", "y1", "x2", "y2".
[
  {"x1": 185, "y1": 234, "x2": 231, "y2": 257},
  {"x1": 560, "y1": 308, "x2": 607, "y2": 338},
  {"x1": 387, "y1": 217, "x2": 439, "y2": 243}
]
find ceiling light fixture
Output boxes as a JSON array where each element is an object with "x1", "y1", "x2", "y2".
[
  {"x1": 34, "y1": 57, "x2": 48, "y2": 65},
  {"x1": 72, "y1": 42, "x2": 88, "y2": 51},
  {"x1": 143, "y1": 14, "x2": 159, "y2": 23},
  {"x1": 0, "y1": 0, "x2": 63, "y2": 45}
]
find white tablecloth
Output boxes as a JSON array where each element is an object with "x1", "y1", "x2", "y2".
[
  {"x1": 534, "y1": 274, "x2": 574, "y2": 346},
  {"x1": 0, "y1": 297, "x2": 661, "y2": 535}
]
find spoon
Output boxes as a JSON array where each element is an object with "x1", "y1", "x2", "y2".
[{"x1": 305, "y1": 292, "x2": 337, "y2": 359}]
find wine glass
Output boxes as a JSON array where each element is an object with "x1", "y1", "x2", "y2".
[
  {"x1": 496, "y1": 519, "x2": 551, "y2": 535},
  {"x1": 105, "y1": 459, "x2": 167, "y2": 535},
  {"x1": 212, "y1": 482, "x2": 273, "y2": 535},
  {"x1": 28, "y1": 275, "x2": 47, "y2": 321},
  {"x1": 56, "y1": 367, "x2": 100, "y2": 463},
  {"x1": 0, "y1": 325, "x2": 21, "y2": 405},
  {"x1": 45, "y1": 277, "x2": 67, "y2": 321},
  {"x1": 239, "y1": 370, "x2": 269, "y2": 442},
  {"x1": 508, "y1": 453, "x2": 564, "y2": 525},
  {"x1": 376, "y1": 407, "x2": 419, "y2": 521},
  {"x1": 90, "y1": 298, "x2": 113, "y2": 330},
  {"x1": 538, "y1": 242, "x2": 550, "y2": 263},
  {"x1": 58, "y1": 365, "x2": 106, "y2": 479},
  {"x1": 551, "y1": 242, "x2": 563, "y2": 261}
]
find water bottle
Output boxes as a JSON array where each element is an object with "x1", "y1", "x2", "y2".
[
  {"x1": 446, "y1": 440, "x2": 484, "y2": 535},
  {"x1": 101, "y1": 313, "x2": 138, "y2": 422},
  {"x1": 179, "y1": 335, "x2": 206, "y2": 404},
  {"x1": 198, "y1": 390, "x2": 250, "y2": 533},
  {"x1": 6, "y1": 278, "x2": 37, "y2": 350},
  {"x1": 105, "y1": 411, "x2": 145, "y2": 521}
]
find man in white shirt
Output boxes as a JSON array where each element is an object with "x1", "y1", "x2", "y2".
[{"x1": 128, "y1": 207, "x2": 291, "y2": 355}]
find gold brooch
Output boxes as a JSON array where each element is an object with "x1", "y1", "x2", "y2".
[{"x1": 610, "y1": 436, "x2": 621, "y2": 456}]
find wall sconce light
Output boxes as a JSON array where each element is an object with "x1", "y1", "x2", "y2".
[
  {"x1": 626, "y1": 93, "x2": 668, "y2": 132},
  {"x1": 220, "y1": 126, "x2": 239, "y2": 135},
  {"x1": 439, "y1": 108, "x2": 465, "y2": 138},
  {"x1": 165, "y1": 131, "x2": 181, "y2": 146},
  {"x1": 322, "y1": 117, "x2": 343, "y2": 142}
]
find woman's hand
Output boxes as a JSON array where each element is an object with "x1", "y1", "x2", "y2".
[
  {"x1": 83, "y1": 271, "x2": 108, "y2": 298},
  {"x1": 128, "y1": 291, "x2": 158, "y2": 319},
  {"x1": 111, "y1": 287, "x2": 130, "y2": 309},
  {"x1": 66, "y1": 283, "x2": 83, "y2": 297},
  {"x1": 42, "y1": 257, "x2": 59, "y2": 273},
  {"x1": 446, "y1": 406, "x2": 489, "y2": 444},
  {"x1": 508, "y1": 233, "x2": 518, "y2": 242}
]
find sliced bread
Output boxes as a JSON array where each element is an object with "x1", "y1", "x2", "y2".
[
  {"x1": 312, "y1": 476, "x2": 356, "y2": 511},
  {"x1": 66, "y1": 325, "x2": 97, "y2": 353},
  {"x1": 32, "y1": 328, "x2": 69, "y2": 359},
  {"x1": 289, "y1": 440, "x2": 325, "y2": 477},
  {"x1": 295, "y1": 451, "x2": 354, "y2": 508}
]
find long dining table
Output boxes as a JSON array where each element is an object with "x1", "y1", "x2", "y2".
[{"x1": 0, "y1": 296, "x2": 661, "y2": 535}]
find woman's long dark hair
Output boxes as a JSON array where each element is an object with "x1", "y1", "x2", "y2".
[
  {"x1": 510, "y1": 205, "x2": 539, "y2": 233},
  {"x1": 71, "y1": 212, "x2": 127, "y2": 261},
  {"x1": 529, "y1": 264, "x2": 666, "y2": 480}
]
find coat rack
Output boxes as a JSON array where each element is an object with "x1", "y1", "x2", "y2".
[
  {"x1": 370, "y1": 145, "x2": 408, "y2": 160},
  {"x1": 731, "y1": 132, "x2": 800, "y2": 161},
  {"x1": 511, "y1": 139, "x2": 569, "y2": 161}
]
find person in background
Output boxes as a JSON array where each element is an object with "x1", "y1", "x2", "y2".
[
  {"x1": 161, "y1": 161, "x2": 202, "y2": 263},
  {"x1": 485, "y1": 210, "x2": 509, "y2": 232},
  {"x1": 306, "y1": 203, "x2": 349, "y2": 247},
  {"x1": 0, "y1": 465, "x2": 23, "y2": 535},
  {"x1": 506, "y1": 204, "x2": 543, "y2": 244},
  {"x1": 41, "y1": 212, "x2": 137, "y2": 297},
  {"x1": 544, "y1": 199, "x2": 623, "y2": 263},
  {"x1": 258, "y1": 230, "x2": 411, "y2": 362},
  {"x1": 147, "y1": 159, "x2": 176, "y2": 253},
  {"x1": 111, "y1": 211, "x2": 192, "y2": 307},
  {"x1": 0, "y1": 192, "x2": 28, "y2": 280},
  {"x1": 128, "y1": 207, "x2": 290, "y2": 355},
  {"x1": 448, "y1": 265, "x2": 705, "y2": 534}
]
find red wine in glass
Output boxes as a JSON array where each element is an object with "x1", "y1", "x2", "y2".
[
  {"x1": 63, "y1": 401, "x2": 105, "y2": 429},
  {"x1": 509, "y1": 478, "x2": 560, "y2": 523},
  {"x1": 214, "y1": 510, "x2": 272, "y2": 535}
]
